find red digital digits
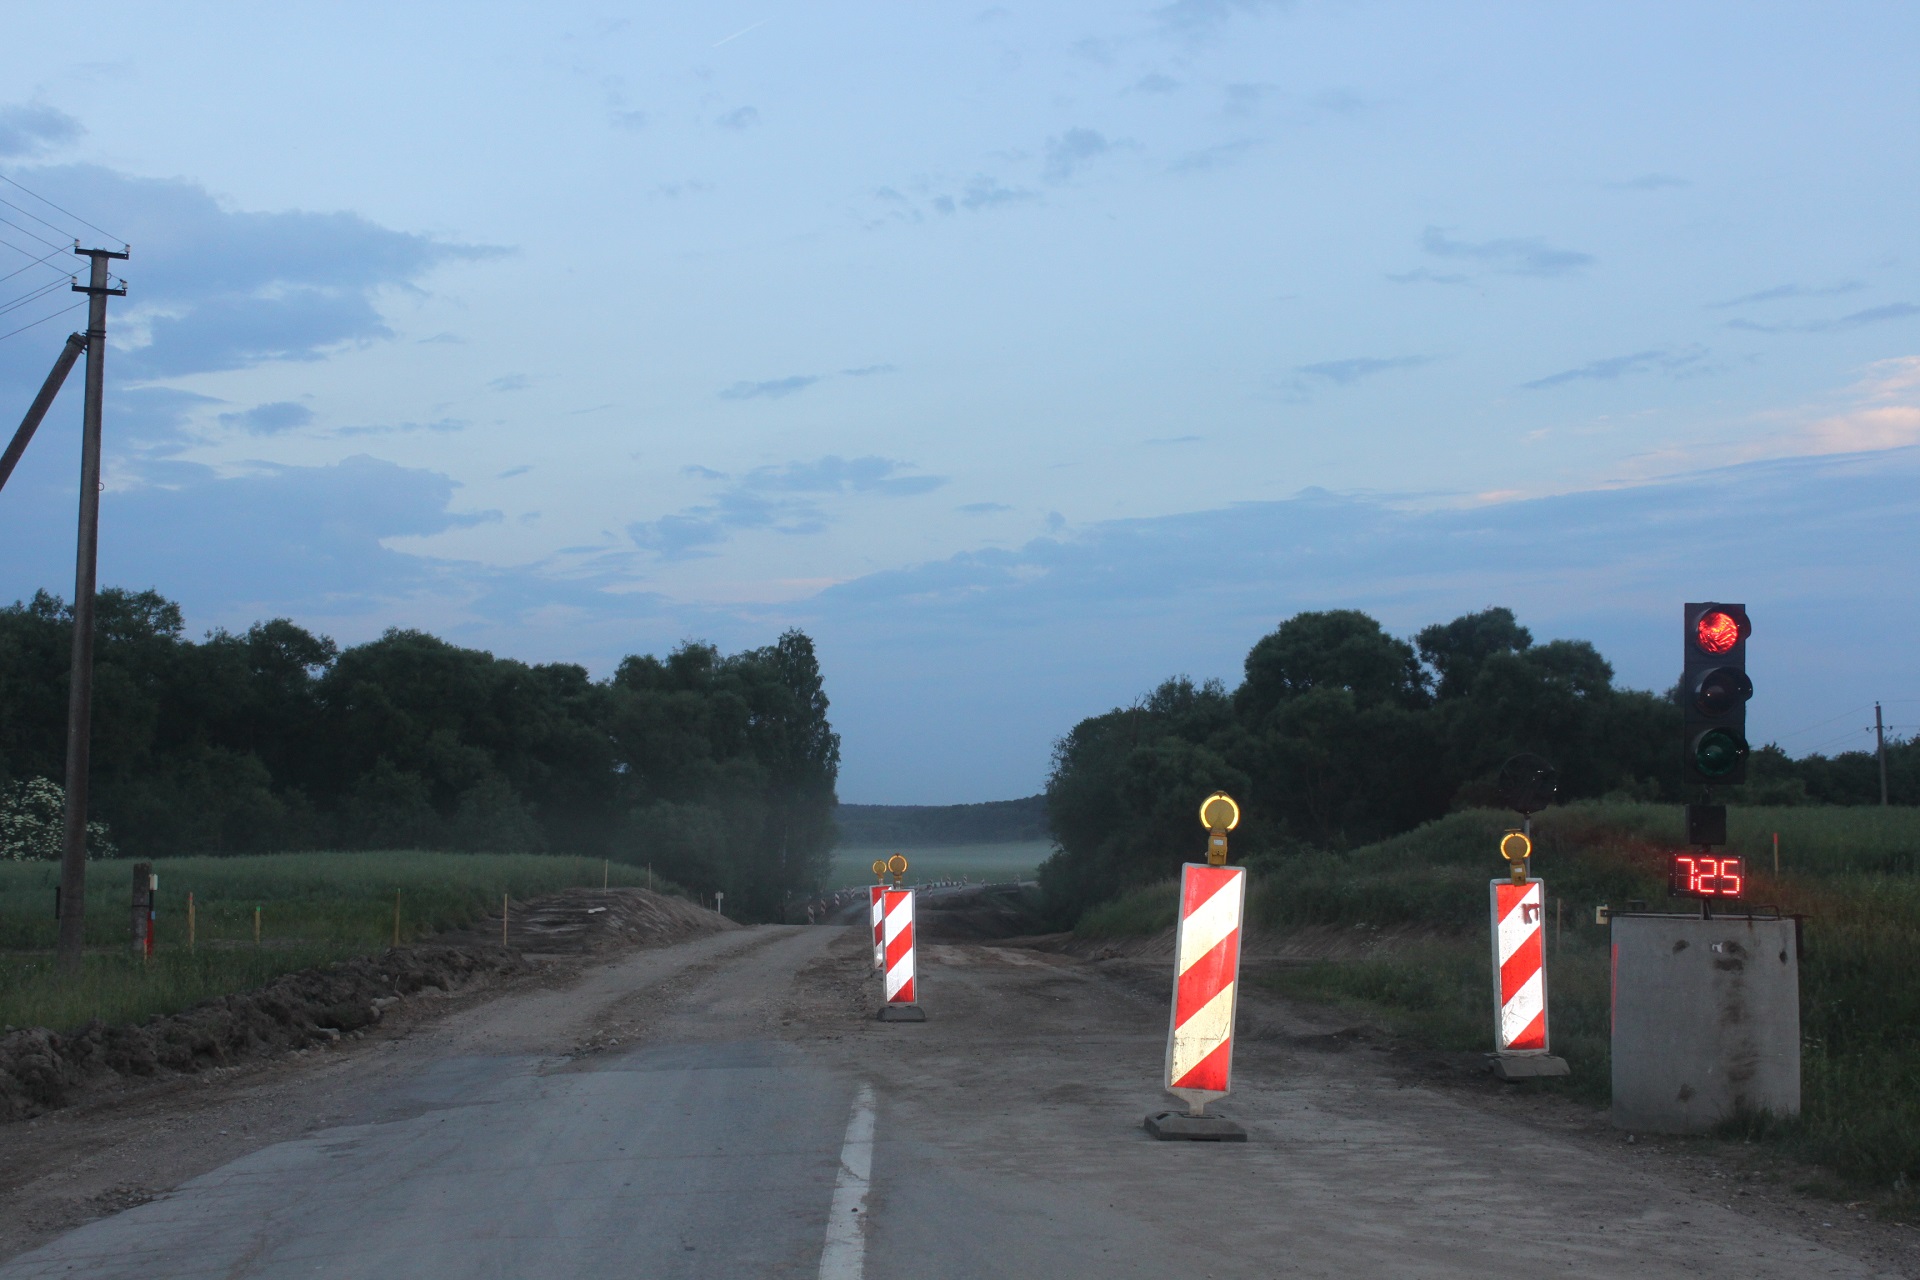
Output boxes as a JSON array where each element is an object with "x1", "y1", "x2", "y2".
[{"x1": 1668, "y1": 854, "x2": 1745, "y2": 899}]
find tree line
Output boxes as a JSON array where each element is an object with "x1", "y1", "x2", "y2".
[
  {"x1": 0, "y1": 589, "x2": 839, "y2": 921},
  {"x1": 1041, "y1": 607, "x2": 1914, "y2": 922}
]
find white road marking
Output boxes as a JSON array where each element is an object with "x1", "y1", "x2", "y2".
[{"x1": 818, "y1": 1083, "x2": 876, "y2": 1280}]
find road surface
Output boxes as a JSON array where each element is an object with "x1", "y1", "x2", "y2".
[{"x1": 0, "y1": 918, "x2": 1908, "y2": 1277}]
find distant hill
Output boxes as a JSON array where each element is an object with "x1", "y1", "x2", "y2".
[{"x1": 834, "y1": 796, "x2": 1049, "y2": 848}]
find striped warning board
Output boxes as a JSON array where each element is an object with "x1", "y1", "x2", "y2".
[
  {"x1": 1491, "y1": 878, "x2": 1549, "y2": 1052},
  {"x1": 868, "y1": 885, "x2": 886, "y2": 971},
  {"x1": 882, "y1": 888, "x2": 916, "y2": 1005},
  {"x1": 1164, "y1": 864, "x2": 1247, "y2": 1108}
]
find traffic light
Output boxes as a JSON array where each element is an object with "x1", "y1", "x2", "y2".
[{"x1": 1682, "y1": 602, "x2": 1751, "y2": 786}]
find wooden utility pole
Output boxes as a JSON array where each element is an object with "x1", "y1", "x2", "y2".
[
  {"x1": 56, "y1": 245, "x2": 127, "y2": 976},
  {"x1": 0, "y1": 332, "x2": 85, "y2": 495},
  {"x1": 1875, "y1": 702, "x2": 1889, "y2": 807}
]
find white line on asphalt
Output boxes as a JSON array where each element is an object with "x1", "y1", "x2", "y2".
[{"x1": 818, "y1": 1082, "x2": 876, "y2": 1280}]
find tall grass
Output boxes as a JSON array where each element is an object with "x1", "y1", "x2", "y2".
[
  {"x1": 1080, "y1": 803, "x2": 1920, "y2": 1200},
  {"x1": 0, "y1": 851, "x2": 647, "y2": 1032}
]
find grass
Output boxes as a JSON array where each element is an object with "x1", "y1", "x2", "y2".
[
  {"x1": 1077, "y1": 802, "x2": 1920, "y2": 1206},
  {"x1": 827, "y1": 839, "x2": 1051, "y2": 889},
  {"x1": 0, "y1": 851, "x2": 646, "y2": 1033}
]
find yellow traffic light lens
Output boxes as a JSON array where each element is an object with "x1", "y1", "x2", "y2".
[
  {"x1": 1198, "y1": 792, "x2": 1241, "y2": 831},
  {"x1": 886, "y1": 854, "x2": 909, "y2": 875},
  {"x1": 1499, "y1": 832, "x2": 1532, "y2": 862},
  {"x1": 871, "y1": 860, "x2": 887, "y2": 878}
]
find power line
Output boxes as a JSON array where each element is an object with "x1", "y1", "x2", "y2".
[
  {"x1": 0, "y1": 245, "x2": 69, "y2": 285},
  {"x1": 0, "y1": 213, "x2": 67, "y2": 253},
  {"x1": 0, "y1": 299, "x2": 84, "y2": 344},
  {"x1": 0, "y1": 172, "x2": 123, "y2": 248},
  {"x1": 0, "y1": 277, "x2": 71, "y2": 318},
  {"x1": 1772, "y1": 703, "x2": 1873, "y2": 743},
  {"x1": 0, "y1": 194, "x2": 76, "y2": 243}
]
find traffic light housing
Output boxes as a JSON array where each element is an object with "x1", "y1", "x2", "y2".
[{"x1": 1682, "y1": 602, "x2": 1751, "y2": 786}]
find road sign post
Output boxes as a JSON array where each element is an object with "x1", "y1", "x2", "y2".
[
  {"x1": 1147, "y1": 792, "x2": 1249, "y2": 1142},
  {"x1": 1489, "y1": 832, "x2": 1568, "y2": 1080},
  {"x1": 876, "y1": 884, "x2": 925, "y2": 1022}
]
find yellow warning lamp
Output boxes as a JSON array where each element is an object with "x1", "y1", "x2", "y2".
[
  {"x1": 1500, "y1": 831, "x2": 1532, "y2": 885},
  {"x1": 871, "y1": 859, "x2": 887, "y2": 882},
  {"x1": 1199, "y1": 791, "x2": 1241, "y2": 866},
  {"x1": 886, "y1": 853, "x2": 909, "y2": 886}
]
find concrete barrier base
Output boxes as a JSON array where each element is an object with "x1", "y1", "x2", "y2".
[
  {"x1": 1144, "y1": 1111, "x2": 1247, "y2": 1142},
  {"x1": 876, "y1": 1004, "x2": 926, "y2": 1022},
  {"x1": 1489, "y1": 1053, "x2": 1569, "y2": 1081}
]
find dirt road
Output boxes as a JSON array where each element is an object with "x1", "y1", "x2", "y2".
[{"x1": 0, "y1": 920, "x2": 1910, "y2": 1278}]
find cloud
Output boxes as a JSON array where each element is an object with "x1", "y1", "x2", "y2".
[
  {"x1": 681, "y1": 464, "x2": 727, "y2": 480},
  {"x1": 716, "y1": 106, "x2": 759, "y2": 130},
  {"x1": 487, "y1": 373, "x2": 532, "y2": 391},
  {"x1": 628, "y1": 456, "x2": 946, "y2": 558},
  {"x1": 1295, "y1": 355, "x2": 1428, "y2": 386},
  {"x1": 1523, "y1": 348, "x2": 1705, "y2": 390},
  {"x1": 956, "y1": 176, "x2": 1036, "y2": 210},
  {"x1": 1224, "y1": 83, "x2": 1273, "y2": 117},
  {"x1": 0, "y1": 165, "x2": 500, "y2": 381},
  {"x1": 1386, "y1": 268, "x2": 1471, "y2": 287},
  {"x1": 217, "y1": 401, "x2": 313, "y2": 435},
  {"x1": 841, "y1": 364, "x2": 898, "y2": 377},
  {"x1": 333, "y1": 418, "x2": 465, "y2": 437},
  {"x1": 1420, "y1": 226, "x2": 1594, "y2": 278},
  {"x1": 610, "y1": 110, "x2": 647, "y2": 132},
  {"x1": 1043, "y1": 128, "x2": 1111, "y2": 182},
  {"x1": 1169, "y1": 139, "x2": 1259, "y2": 174},
  {"x1": 1727, "y1": 303, "x2": 1919, "y2": 335},
  {"x1": 1134, "y1": 73, "x2": 1181, "y2": 94},
  {"x1": 1709, "y1": 282, "x2": 1864, "y2": 309},
  {"x1": 497, "y1": 464, "x2": 534, "y2": 479},
  {"x1": 0, "y1": 103, "x2": 82, "y2": 157},
  {"x1": 719, "y1": 374, "x2": 819, "y2": 400},
  {"x1": 1154, "y1": 0, "x2": 1293, "y2": 38},
  {"x1": 1146, "y1": 435, "x2": 1203, "y2": 445},
  {"x1": 960, "y1": 502, "x2": 1013, "y2": 514}
]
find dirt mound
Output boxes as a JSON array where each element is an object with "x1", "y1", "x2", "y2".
[
  {"x1": 0, "y1": 888, "x2": 731, "y2": 1123},
  {"x1": 447, "y1": 887, "x2": 736, "y2": 955},
  {"x1": 0, "y1": 943, "x2": 527, "y2": 1122},
  {"x1": 915, "y1": 884, "x2": 1048, "y2": 941}
]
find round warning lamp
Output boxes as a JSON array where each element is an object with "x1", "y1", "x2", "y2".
[
  {"x1": 1692, "y1": 666, "x2": 1753, "y2": 716},
  {"x1": 1198, "y1": 791, "x2": 1241, "y2": 832},
  {"x1": 1691, "y1": 728, "x2": 1748, "y2": 777},
  {"x1": 1499, "y1": 831, "x2": 1532, "y2": 862},
  {"x1": 1694, "y1": 609, "x2": 1742, "y2": 656},
  {"x1": 871, "y1": 860, "x2": 887, "y2": 878},
  {"x1": 886, "y1": 854, "x2": 909, "y2": 875}
]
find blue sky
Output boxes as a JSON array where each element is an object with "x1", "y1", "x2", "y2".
[{"x1": 1, "y1": 3, "x2": 1916, "y2": 802}]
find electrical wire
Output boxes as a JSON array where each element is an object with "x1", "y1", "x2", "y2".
[
  {"x1": 0, "y1": 277, "x2": 71, "y2": 318},
  {"x1": 0, "y1": 299, "x2": 84, "y2": 344},
  {"x1": 0, "y1": 214, "x2": 66, "y2": 254},
  {"x1": 1772, "y1": 703, "x2": 1873, "y2": 744},
  {"x1": 0, "y1": 173, "x2": 124, "y2": 248},
  {"x1": 0, "y1": 244, "x2": 69, "y2": 285},
  {"x1": 0, "y1": 194, "x2": 76, "y2": 244}
]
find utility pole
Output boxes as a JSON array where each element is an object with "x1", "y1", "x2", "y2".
[
  {"x1": 55, "y1": 245, "x2": 127, "y2": 976},
  {"x1": 1875, "y1": 702, "x2": 1889, "y2": 808},
  {"x1": 0, "y1": 332, "x2": 86, "y2": 495}
]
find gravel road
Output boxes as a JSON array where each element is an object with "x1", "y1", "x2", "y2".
[{"x1": 0, "y1": 921, "x2": 1910, "y2": 1278}]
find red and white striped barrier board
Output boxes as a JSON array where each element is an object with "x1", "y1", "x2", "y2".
[
  {"x1": 869, "y1": 885, "x2": 886, "y2": 971},
  {"x1": 1164, "y1": 864, "x2": 1247, "y2": 1108},
  {"x1": 882, "y1": 889, "x2": 916, "y2": 1005},
  {"x1": 1490, "y1": 878, "x2": 1549, "y2": 1052}
]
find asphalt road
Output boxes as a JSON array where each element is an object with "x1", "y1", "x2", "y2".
[{"x1": 0, "y1": 920, "x2": 1908, "y2": 1279}]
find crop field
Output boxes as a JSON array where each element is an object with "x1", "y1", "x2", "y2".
[
  {"x1": 827, "y1": 839, "x2": 1052, "y2": 889},
  {"x1": 0, "y1": 852, "x2": 646, "y2": 1033},
  {"x1": 1074, "y1": 802, "x2": 1920, "y2": 1207}
]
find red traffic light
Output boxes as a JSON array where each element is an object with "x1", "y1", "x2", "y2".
[{"x1": 1693, "y1": 608, "x2": 1747, "y2": 655}]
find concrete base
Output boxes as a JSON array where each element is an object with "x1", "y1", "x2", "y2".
[
  {"x1": 876, "y1": 1004, "x2": 926, "y2": 1022},
  {"x1": 1489, "y1": 1053, "x2": 1569, "y2": 1081},
  {"x1": 1144, "y1": 1111, "x2": 1247, "y2": 1142}
]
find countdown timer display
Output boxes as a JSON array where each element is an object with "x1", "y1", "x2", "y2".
[{"x1": 1668, "y1": 854, "x2": 1745, "y2": 899}]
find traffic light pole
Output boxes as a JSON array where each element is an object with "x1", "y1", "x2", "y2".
[{"x1": 55, "y1": 246, "x2": 127, "y2": 977}]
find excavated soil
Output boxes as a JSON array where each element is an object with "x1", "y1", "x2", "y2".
[{"x1": 0, "y1": 887, "x2": 729, "y2": 1123}]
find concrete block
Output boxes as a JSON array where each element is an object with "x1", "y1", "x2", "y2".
[
  {"x1": 1490, "y1": 1053, "x2": 1569, "y2": 1081},
  {"x1": 1611, "y1": 914, "x2": 1799, "y2": 1133},
  {"x1": 1144, "y1": 1111, "x2": 1247, "y2": 1142},
  {"x1": 876, "y1": 1004, "x2": 926, "y2": 1022}
]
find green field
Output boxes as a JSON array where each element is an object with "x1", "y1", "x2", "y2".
[
  {"x1": 1073, "y1": 802, "x2": 1920, "y2": 1211},
  {"x1": 0, "y1": 852, "x2": 649, "y2": 1033},
  {"x1": 828, "y1": 840, "x2": 1052, "y2": 889}
]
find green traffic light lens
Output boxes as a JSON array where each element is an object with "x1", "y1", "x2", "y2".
[{"x1": 1693, "y1": 728, "x2": 1747, "y2": 777}]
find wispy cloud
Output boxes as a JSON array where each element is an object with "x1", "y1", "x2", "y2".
[
  {"x1": 716, "y1": 106, "x2": 759, "y2": 130},
  {"x1": 1133, "y1": 73, "x2": 1181, "y2": 94},
  {"x1": 1727, "y1": 303, "x2": 1918, "y2": 335},
  {"x1": 217, "y1": 401, "x2": 313, "y2": 435},
  {"x1": 841, "y1": 364, "x2": 898, "y2": 377},
  {"x1": 1524, "y1": 348, "x2": 1705, "y2": 390},
  {"x1": 497, "y1": 464, "x2": 533, "y2": 479},
  {"x1": 959, "y1": 502, "x2": 1013, "y2": 514},
  {"x1": 333, "y1": 417, "x2": 465, "y2": 438},
  {"x1": 628, "y1": 456, "x2": 947, "y2": 557},
  {"x1": 1709, "y1": 281, "x2": 1864, "y2": 309},
  {"x1": 1169, "y1": 139, "x2": 1259, "y2": 174},
  {"x1": 1043, "y1": 128, "x2": 1112, "y2": 182},
  {"x1": 1419, "y1": 226, "x2": 1594, "y2": 278},
  {"x1": 1153, "y1": 0, "x2": 1293, "y2": 38},
  {"x1": 0, "y1": 102, "x2": 83, "y2": 157},
  {"x1": 1296, "y1": 355, "x2": 1429, "y2": 386},
  {"x1": 1609, "y1": 173, "x2": 1689, "y2": 191},
  {"x1": 719, "y1": 374, "x2": 819, "y2": 401},
  {"x1": 487, "y1": 373, "x2": 531, "y2": 392}
]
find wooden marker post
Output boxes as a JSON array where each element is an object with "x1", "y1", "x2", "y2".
[
  {"x1": 393, "y1": 889, "x2": 402, "y2": 947},
  {"x1": 502, "y1": 894, "x2": 509, "y2": 947},
  {"x1": 187, "y1": 892, "x2": 196, "y2": 952},
  {"x1": 254, "y1": 906, "x2": 261, "y2": 946}
]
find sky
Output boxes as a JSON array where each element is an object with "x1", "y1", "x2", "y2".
[{"x1": 0, "y1": 2, "x2": 1916, "y2": 803}]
